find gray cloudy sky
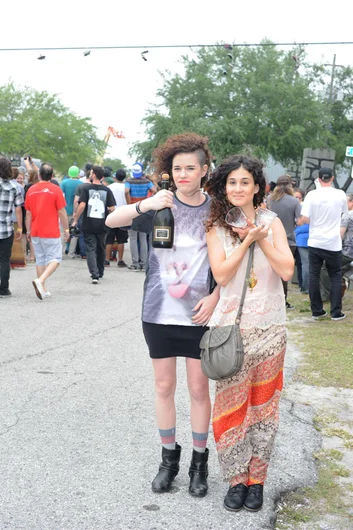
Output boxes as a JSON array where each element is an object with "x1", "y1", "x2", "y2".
[{"x1": 1, "y1": 0, "x2": 352, "y2": 167}]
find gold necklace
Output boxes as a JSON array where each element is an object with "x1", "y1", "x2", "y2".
[{"x1": 248, "y1": 247, "x2": 258, "y2": 290}]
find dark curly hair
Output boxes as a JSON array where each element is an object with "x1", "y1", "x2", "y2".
[
  {"x1": 0, "y1": 157, "x2": 12, "y2": 181},
  {"x1": 205, "y1": 155, "x2": 266, "y2": 239},
  {"x1": 152, "y1": 133, "x2": 212, "y2": 192}
]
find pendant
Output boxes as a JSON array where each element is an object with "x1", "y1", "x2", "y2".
[{"x1": 248, "y1": 268, "x2": 258, "y2": 290}]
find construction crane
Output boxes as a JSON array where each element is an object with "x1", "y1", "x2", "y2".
[{"x1": 96, "y1": 126, "x2": 125, "y2": 164}]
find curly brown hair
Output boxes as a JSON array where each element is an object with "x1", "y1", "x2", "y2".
[
  {"x1": 152, "y1": 133, "x2": 212, "y2": 191},
  {"x1": 0, "y1": 157, "x2": 12, "y2": 181},
  {"x1": 205, "y1": 155, "x2": 266, "y2": 239}
]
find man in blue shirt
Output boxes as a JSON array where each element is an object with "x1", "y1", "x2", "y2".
[
  {"x1": 125, "y1": 163, "x2": 156, "y2": 271},
  {"x1": 60, "y1": 165, "x2": 81, "y2": 257}
]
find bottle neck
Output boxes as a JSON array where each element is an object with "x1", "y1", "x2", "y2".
[{"x1": 160, "y1": 181, "x2": 169, "y2": 191}]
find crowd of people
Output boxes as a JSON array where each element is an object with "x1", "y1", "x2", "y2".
[{"x1": 0, "y1": 135, "x2": 352, "y2": 514}]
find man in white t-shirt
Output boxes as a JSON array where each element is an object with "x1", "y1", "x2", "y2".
[
  {"x1": 299, "y1": 167, "x2": 348, "y2": 321},
  {"x1": 105, "y1": 169, "x2": 130, "y2": 267}
]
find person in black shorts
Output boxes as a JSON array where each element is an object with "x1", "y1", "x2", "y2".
[
  {"x1": 106, "y1": 133, "x2": 220, "y2": 498},
  {"x1": 105, "y1": 227, "x2": 128, "y2": 268}
]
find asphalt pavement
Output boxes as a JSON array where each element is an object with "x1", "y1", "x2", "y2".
[{"x1": 0, "y1": 254, "x2": 321, "y2": 530}]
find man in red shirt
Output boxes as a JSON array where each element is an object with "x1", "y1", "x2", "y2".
[{"x1": 25, "y1": 163, "x2": 69, "y2": 300}]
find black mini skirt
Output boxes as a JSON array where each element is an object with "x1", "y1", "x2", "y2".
[{"x1": 142, "y1": 321, "x2": 208, "y2": 360}]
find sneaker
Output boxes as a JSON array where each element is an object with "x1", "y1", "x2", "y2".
[
  {"x1": 139, "y1": 264, "x2": 146, "y2": 272},
  {"x1": 128, "y1": 265, "x2": 140, "y2": 272},
  {"x1": 32, "y1": 278, "x2": 45, "y2": 300},
  {"x1": 118, "y1": 260, "x2": 127, "y2": 268},
  {"x1": 331, "y1": 313, "x2": 346, "y2": 321},
  {"x1": 243, "y1": 484, "x2": 264, "y2": 512},
  {"x1": 81, "y1": 255, "x2": 87, "y2": 260},
  {"x1": 286, "y1": 301, "x2": 295, "y2": 310},
  {"x1": 42, "y1": 291, "x2": 52, "y2": 299},
  {"x1": 104, "y1": 260, "x2": 110, "y2": 266},
  {"x1": 0, "y1": 289, "x2": 12, "y2": 298},
  {"x1": 312, "y1": 310, "x2": 328, "y2": 320},
  {"x1": 92, "y1": 278, "x2": 99, "y2": 284},
  {"x1": 224, "y1": 484, "x2": 248, "y2": 512}
]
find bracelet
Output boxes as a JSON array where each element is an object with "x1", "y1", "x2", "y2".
[
  {"x1": 17, "y1": 228, "x2": 23, "y2": 232},
  {"x1": 64, "y1": 229, "x2": 70, "y2": 232},
  {"x1": 135, "y1": 201, "x2": 144, "y2": 215}
]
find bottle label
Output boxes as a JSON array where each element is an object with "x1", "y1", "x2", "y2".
[{"x1": 153, "y1": 226, "x2": 172, "y2": 242}]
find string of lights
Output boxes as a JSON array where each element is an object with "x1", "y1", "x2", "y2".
[{"x1": 0, "y1": 41, "x2": 353, "y2": 52}]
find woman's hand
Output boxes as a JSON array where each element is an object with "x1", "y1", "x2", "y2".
[
  {"x1": 143, "y1": 190, "x2": 174, "y2": 212},
  {"x1": 231, "y1": 220, "x2": 268, "y2": 243},
  {"x1": 192, "y1": 292, "x2": 219, "y2": 326}
]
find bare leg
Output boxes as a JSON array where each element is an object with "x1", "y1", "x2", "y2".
[
  {"x1": 152, "y1": 358, "x2": 177, "y2": 430},
  {"x1": 37, "y1": 262, "x2": 60, "y2": 291},
  {"x1": 117, "y1": 243, "x2": 124, "y2": 262},
  {"x1": 105, "y1": 243, "x2": 112, "y2": 262},
  {"x1": 186, "y1": 358, "x2": 211, "y2": 434}
]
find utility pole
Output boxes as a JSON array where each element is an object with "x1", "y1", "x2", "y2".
[{"x1": 324, "y1": 54, "x2": 344, "y2": 104}]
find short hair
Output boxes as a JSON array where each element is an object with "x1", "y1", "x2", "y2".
[
  {"x1": 294, "y1": 187, "x2": 306, "y2": 200},
  {"x1": 12, "y1": 167, "x2": 19, "y2": 179},
  {"x1": 347, "y1": 193, "x2": 353, "y2": 202},
  {"x1": 152, "y1": 133, "x2": 212, "y2": 191},
  {"x1": 0, "y1": 157, "x2": 12, "y2": 181},
  {"x1": 39, "y1": 163, "x2": 54, "y2": 181},
  {"x1": 91, "y1": 165, "x2": 104, "y2": 181},
  {"x1": 115, "y1": 169, "x2": 126, "y2": 181}
]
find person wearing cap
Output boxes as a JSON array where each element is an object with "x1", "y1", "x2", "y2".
[
  {"x1": 125, "y1": 162, "x2": 157, "y2": 271},
  {"x1": 298, "y1": 167, "x2": 348, "y2": 321},
  {"x1": 60, "y1": 165, "x2": 82, "y2": 258}
]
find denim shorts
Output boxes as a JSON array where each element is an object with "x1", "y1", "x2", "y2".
[{"x1": 31, "y1": 237, "x2": 62, "y2": 266}]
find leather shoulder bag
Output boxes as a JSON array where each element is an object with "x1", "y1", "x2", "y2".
[{"x1": 200, "y1": 242, "x2": 255, "y2": 381}]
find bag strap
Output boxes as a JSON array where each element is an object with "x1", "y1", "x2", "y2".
[{"x1": 235, "y1": 242, "x2": 255, "y2": 325}]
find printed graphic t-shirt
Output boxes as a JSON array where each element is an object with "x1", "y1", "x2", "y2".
[
  {"x1": 79, "y1": 184, "x2": 116, "y2": 233},
  {"x1": 139, "y1": 194, "x2": 211, "y2": 326},
  {"x1": 25, "y1": 181, "x2": 66, "y2": 238}
]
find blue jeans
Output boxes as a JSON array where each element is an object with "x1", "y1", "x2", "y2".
[
  {"x1": 128, "y1": 230, "x2": 147, "y2": 267},
  {"x1": 308, "y1": 246, "x2": 342, "y2": 317},
  {"x1": 298, "y1": 247, "x2": 309, "y2": 293}
]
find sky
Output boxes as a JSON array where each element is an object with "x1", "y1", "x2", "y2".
[{"x1": 1, "y1": 0, "x2": 352, "y2": 168}]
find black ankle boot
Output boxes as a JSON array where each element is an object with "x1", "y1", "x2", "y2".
[
  {"x1": 243, "y1": 484, "x2": 264, "y2": 512},
  {"x1": 188, "y1": 448, "x2": 209, "y2": 497},
  {"x1": 151, "y1": 444, "x2": 181, "y2": 493}
]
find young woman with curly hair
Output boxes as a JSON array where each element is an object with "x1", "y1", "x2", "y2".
[
  {"x1": 106, "y1": 133, "x2": 220, "y2": 497},
  {"x1": 205, "y1": 155, "x2": 294, "y2": 513}
]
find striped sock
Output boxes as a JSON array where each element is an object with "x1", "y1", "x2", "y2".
[
  {"x1": 159, "y1": 427, "x2": 176, "y2": 450},
  {"x1": 192, "y1": 431, "x2": 208, "y2": 453}
]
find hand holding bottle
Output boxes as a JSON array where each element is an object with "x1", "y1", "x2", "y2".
[{"x1": 144, "y1": 189, "x2": 174, "y2": 212}]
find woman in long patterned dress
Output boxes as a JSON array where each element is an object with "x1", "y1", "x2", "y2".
[{"x1": 205, "y1": 155, "x2": 294, "y2": 513}]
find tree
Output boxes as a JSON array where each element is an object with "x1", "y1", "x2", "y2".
[
  {"x1": 130, "y1": 42, "x2": 353, "y2": 169},
  {"x1": 0, "y1": 81, "x2": 105, "y2": 173},
  {"x1": 103, "y1": 157, "x2": 127, "y2": 172}
]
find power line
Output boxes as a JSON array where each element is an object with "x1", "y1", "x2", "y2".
[{"x1": 0, "y1": 41, "x2": 353, "y2": 52}]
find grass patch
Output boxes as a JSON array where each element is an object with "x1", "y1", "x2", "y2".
[
  {"x1": 286, "y1": 285, "x2": 353, "y2": 388},
  {"x1": 276, "y1": 448, "x2": 353, "y2": 528}
]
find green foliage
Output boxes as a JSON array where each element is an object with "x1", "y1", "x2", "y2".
[
  {"x1": 103, "y1": 157, "x2": 127, "y2": 172},
  {"x1": 0, "y1": 81, "x2": 105, "y2": 173},
  {"x1": 131, "y1": 42, "x2": 353, "y2": 168}
]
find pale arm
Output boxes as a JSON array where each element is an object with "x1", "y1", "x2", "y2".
[
  {"x1": 106, "y1": 189, "x2": 174, "y2": 228},
  {"x1": 256, "y1": 218, "x2": 294, "y2": 281},
  {"x1": 15, "y1": 206, "x2": 23, "y2": 240},
  {"x1": 206, "y1": 226, "x2": 253, "y2": 287},
  {"x1": 296, "y1": 215, "x2": 310, "y2": 226}
]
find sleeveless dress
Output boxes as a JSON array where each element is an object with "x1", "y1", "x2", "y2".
[{"x1": 209, "y1": 226, "x2": 287, "y2": 486}]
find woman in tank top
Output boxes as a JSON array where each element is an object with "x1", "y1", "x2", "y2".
[{"x1": 205, "y1": 155, "x2": 294, "y2": 513}]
